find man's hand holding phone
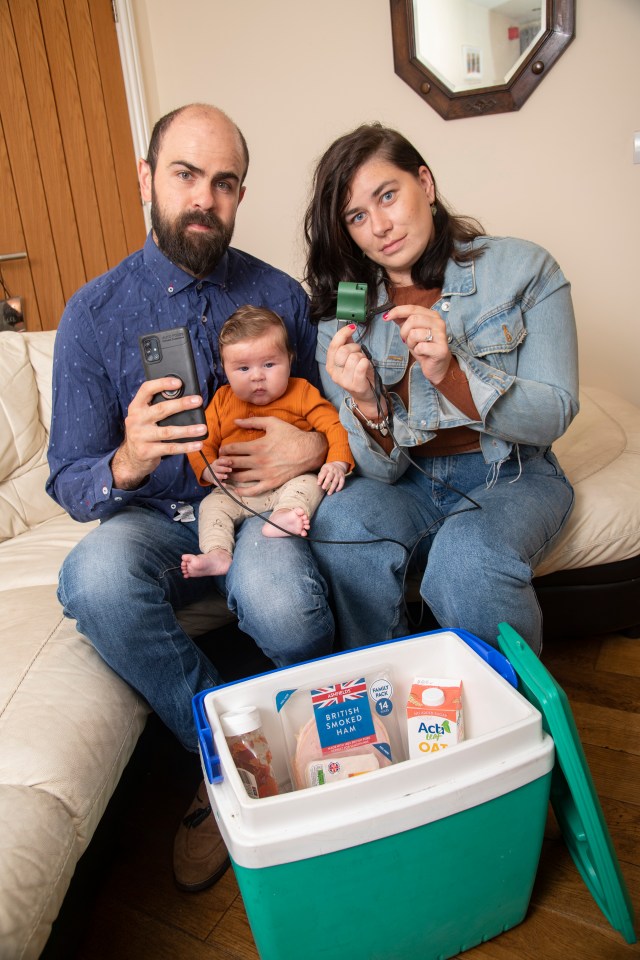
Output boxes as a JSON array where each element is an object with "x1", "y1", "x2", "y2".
[
  {"x1": 112, "y1": 328, "x2": 209, "y2": 490},
  {"x1": 111, "y1": 377, "x2": 207, "y2": 490}
]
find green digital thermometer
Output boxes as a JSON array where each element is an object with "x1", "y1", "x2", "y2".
[{"x1": 336, "y1": 281, "x2": 368, "y2": 326}]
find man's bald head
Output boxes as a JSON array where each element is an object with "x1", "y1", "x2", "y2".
[{"x1": 145, "y1": 103, "x2": 249, "y2": 183}]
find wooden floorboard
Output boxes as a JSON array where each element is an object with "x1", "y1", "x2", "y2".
[{"x1": 48, "y1": 629, "x2": 639, "y2": 960}]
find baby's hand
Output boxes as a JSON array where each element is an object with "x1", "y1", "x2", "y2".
[
  {"x1": 318, "y1": 460, "x2": 349, "y2": 495},
  {"x1": 205, "y1": 456, "x2": 233, "y2": 485}
]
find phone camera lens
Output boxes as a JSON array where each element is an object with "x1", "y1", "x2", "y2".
[{"x1": 144, "y1": 338, "x2": 160, "y2": 362}]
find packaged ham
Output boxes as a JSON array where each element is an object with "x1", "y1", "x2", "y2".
[{"x1": 275, "y1": 668, "x2": 405, "y2": 790}]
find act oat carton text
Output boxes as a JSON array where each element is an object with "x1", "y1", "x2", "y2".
[{"x1": 406, "y1": 678, "x2": 464, "y2": 759}]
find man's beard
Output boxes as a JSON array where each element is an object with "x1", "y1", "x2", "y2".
[{"x1": 151, "y1": 192, "x2": 234, "y2": 277}]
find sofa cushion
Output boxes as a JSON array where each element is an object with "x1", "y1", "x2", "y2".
[
  {"x1": 0, "y1": 513, "x2": 97, "y2": 593},
  {"x1": 0, "y1": 784, "x2": 78, "y2": 960},
  {"x1": 23, "y1": 330, "x2": 56, "y2": 432},
  {"x1": 538, "y1": 386, "x2": 640, "y2": 575},
  {"x1": 0, "y1": 586, "x2": 148, "y2": 846},
  {"x1": 0, "y1": 332, "x2": 63, "y2": 543}
]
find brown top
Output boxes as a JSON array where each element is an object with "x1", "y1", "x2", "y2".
[{"x1": 356, "y1": 284, "x2": 480, "y2": 457}]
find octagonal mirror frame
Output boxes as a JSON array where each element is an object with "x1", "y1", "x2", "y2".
[{"x1": 390, "y1": 0, "x2": 575, "y2": 120}]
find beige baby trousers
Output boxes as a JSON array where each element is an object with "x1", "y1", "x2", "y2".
[{"x1": 198, "y1": 473, "x2": 324, "y2": 556}]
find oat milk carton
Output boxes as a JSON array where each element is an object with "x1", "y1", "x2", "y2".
[{"x1": 406, "y1": 677, "x2": 464, "y2": 759}]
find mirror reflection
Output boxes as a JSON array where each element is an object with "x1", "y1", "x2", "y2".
[{"x1": 413, "y1": 0, "x2": 545, "y2": 92}]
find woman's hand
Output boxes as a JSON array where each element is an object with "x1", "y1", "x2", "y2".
[
  {"x1": 385, "y1": 305, "x2": 452, "y2": 386},
  {"x1": 326, "y1": 324, "x2": 377, "y2": 407}
]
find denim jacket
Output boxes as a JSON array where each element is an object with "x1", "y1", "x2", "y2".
[{"x1": 316, "y1": 236, "x2": 579, "y2": 483}]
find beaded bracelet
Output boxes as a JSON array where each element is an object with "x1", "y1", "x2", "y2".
[{"x1": 346, "y1": 397, "x2": 390, "y2": 437}]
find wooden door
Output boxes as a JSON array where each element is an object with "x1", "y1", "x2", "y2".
[{"x1": 0, "y1": 0, "x2": 146, "y2": 331}]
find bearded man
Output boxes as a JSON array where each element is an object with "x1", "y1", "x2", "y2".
[{"x1": 47, "y1": 104, "x2": 332, "y2": 892}]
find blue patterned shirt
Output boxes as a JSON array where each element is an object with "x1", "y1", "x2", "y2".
[{"x1": 47, "y1": 234, "x2": 318, "y2": 522}]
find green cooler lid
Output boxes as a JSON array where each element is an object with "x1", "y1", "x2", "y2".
[{"x1": 497, "y1": 622, "x2": 637, "y2": 945}]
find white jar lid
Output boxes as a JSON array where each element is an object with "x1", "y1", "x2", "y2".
[
  {"x1": 421, "y1": 687, "x2": 445, "y2": 706},
  {"x1": 220, "y1": 706, "x2": 261, "y2": 737}
]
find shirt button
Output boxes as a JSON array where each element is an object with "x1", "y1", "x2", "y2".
[
  {"x1": 171, "y1": 504, "x2": 177, "y2": 510},
  {"x1": 201, "y1": 315, "x2": 207, "y2": 323},
  {"x1": 196, "y1": 282, "x2": 203, "y2": 291},
  {"x1": 102, "y1": 486, "x2": 109, "y2": 495},
  {"x1": 167, "y1": 285, "x2": 174, "y2": 293},
  {"x1": 114, "y1": 496, "x2": 122, "y2": 501},
  {"x1": 441, "y1": 301, "x2": 451, "y2": 312}
]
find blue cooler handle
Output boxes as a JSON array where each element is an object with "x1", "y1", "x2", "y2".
[
  {"x1": 453, "y1": 628, "x2": 518, "y2": 688},
  {"x1": 192, "y1": 690, "x2": 223, "y2": 784}
]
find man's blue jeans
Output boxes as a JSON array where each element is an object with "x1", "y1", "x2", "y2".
[
  {"x1": 58, "y1": 505, "x2": 334, "y2": 751},
  {"x1": 311, "y1": 446, "x2": 574, "y2": 657}
]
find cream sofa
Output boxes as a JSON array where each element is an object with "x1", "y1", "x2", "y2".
[
  {"x1": 0, "y1": 330, "x2": 231, "y2": 960},
  {"x1": 1, "y1": 329, "x2": 639, "y2": 959}
]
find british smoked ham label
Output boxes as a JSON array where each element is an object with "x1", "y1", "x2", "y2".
[{"x1": 310, "y1": 678, "x2": 376, "y2": 754}]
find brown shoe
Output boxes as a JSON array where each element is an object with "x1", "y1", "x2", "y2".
[{"x1": 173, "y1": 780, "x2": 230, "y2": 892}]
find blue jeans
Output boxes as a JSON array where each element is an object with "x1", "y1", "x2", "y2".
[
  {"x1": 311, "y1": 447, "x2": 574, "y2": 657},
  {"x1": 58, "y1": 505, "x2": 333, "y2": 751}
]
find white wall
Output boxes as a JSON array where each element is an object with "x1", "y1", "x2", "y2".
[{"x1": 130, "y1": 0, "x2": 640, "y2": 404}]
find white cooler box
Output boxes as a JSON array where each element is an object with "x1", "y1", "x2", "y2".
[{"x1": 194, "y1": 628, "x2": 559, "y2": 960}]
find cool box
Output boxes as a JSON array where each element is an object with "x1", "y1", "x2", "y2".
[{"x1": 194, "y1": 626, "x2": 635, "y2": 959}]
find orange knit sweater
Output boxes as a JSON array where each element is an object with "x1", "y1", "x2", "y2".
[{"x1": 187, "y1": 377, "x2": 354, "y2": 485}]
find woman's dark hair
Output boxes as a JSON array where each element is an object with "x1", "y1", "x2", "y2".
[{"x1": 303, "y1": 123, "x2": 485, "y2": 322}]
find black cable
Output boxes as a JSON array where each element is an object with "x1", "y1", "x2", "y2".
[
  {"x1": 198, "y1": 448, "x2": 455, "y2": 629},
  {"x1": 198, "y1": 450, "x2": 412, "y2": 551},
  {"x1": 358, "y1": 343, "x2": 483, "y2": 626},
  {"x1": 360, "y1": 341, "x2": 482, "y2": 507},
  {"x1": 197, "y1": 343, "x2": 484, "y2": 629}
]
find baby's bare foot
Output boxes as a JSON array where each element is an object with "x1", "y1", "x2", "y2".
[
  {"x1": 263, "y1": 507, "x2": 310, "y2": 538},
  {"x1": 181, "y1": 550, "x2": 232, "y2": 578}
]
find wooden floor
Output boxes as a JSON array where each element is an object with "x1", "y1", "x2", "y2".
[{"x1": 46, "y1": 630, "x2": 639, "y2": 960}]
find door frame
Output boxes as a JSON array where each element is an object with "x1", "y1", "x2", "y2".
[{"x1": 114, "y1": 0, "x2": 151, "y2": 230}]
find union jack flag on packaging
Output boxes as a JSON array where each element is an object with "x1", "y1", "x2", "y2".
[
  {"x1": 310, "y1": 678, "x2": 368, "y2": 708},
  {"x1": 311, "y1": 677, "x2": 376, "y2": 754}
]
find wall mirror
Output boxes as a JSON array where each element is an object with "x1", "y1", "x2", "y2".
[{"x1": 390, "y1": 0, "x2": 575, "y2": 120}]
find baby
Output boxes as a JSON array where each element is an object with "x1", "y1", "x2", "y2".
[{"x1": 181, "y1": 305, "x2": 354, "y2": 578}]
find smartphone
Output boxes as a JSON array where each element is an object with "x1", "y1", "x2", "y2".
[{"x1": 139, "y1": 327, "x2": 207, "y2": 440}]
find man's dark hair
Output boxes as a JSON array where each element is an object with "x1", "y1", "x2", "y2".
[{"x1": 145, "y1": 104, "x2": 250, "y2": 181}]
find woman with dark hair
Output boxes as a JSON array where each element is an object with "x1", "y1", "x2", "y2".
[{"x1": 305, "y1": 122, "x2": 579, "y2": 655}]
